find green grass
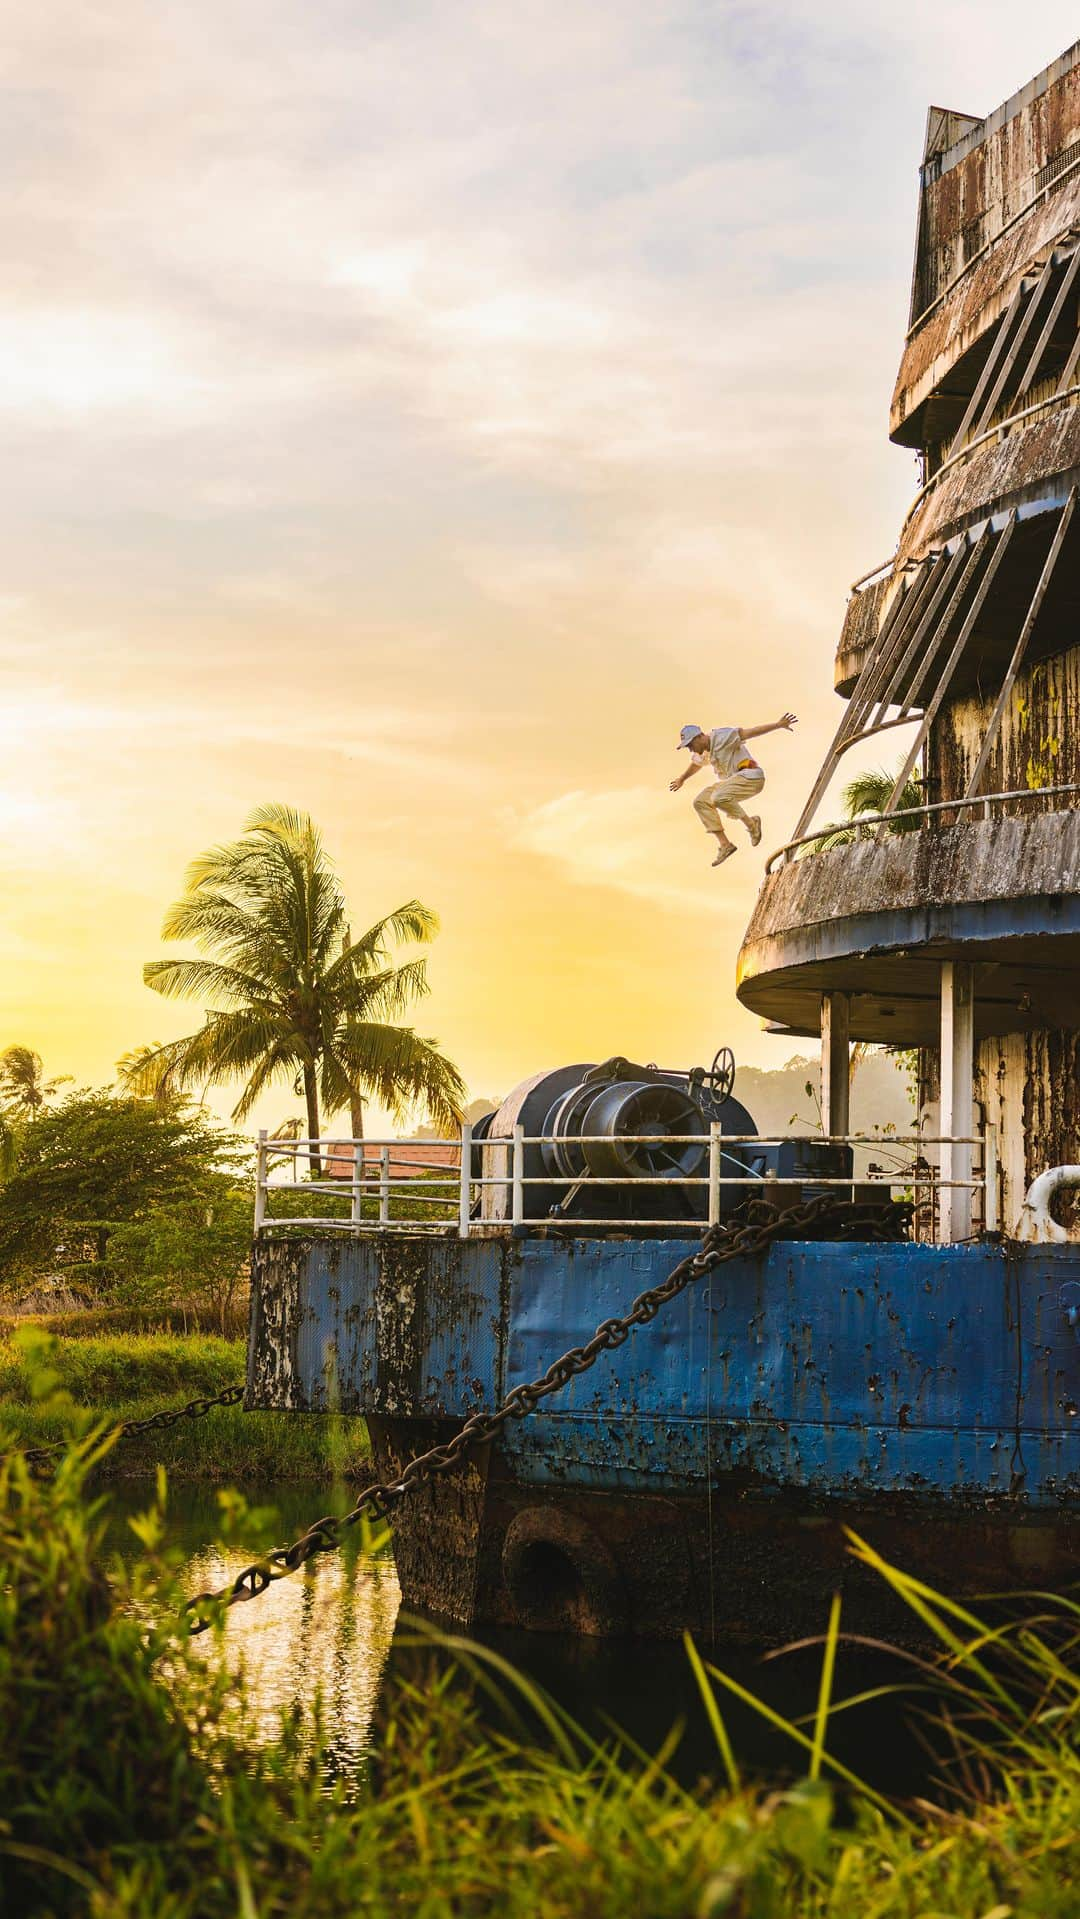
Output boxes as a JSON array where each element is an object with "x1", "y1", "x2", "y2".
[
  {"x1": 5, "y1": 1437, "x2": 1080, "y2": 1916},
  {"x1": 0, "y1": 1329, "x2": 370, "y2": 1482},
  {"x1": 0, "y1": 1329, "x2": 245, "y2": 1404},
  {"x1": 0, "y1": 1301, "x2": 250, "y2": 1338}
]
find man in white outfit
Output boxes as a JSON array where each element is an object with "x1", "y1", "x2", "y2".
[{"x1": 670, "y1": 714, "x2": 797, "y2": 867}]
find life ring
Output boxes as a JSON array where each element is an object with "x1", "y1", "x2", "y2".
[{"x1": 501, "y1": 1507, "x2": 629, "y2": 1635}]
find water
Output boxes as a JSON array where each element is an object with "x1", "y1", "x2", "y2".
[{"x1": 107, "y1": 1483, "x2": 928, "y2": 1795}]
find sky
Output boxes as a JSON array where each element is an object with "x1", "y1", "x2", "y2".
[{"x1": 3, "y1": 3, "x2": 1078, "y2": 1133}]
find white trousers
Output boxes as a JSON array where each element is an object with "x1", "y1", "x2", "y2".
[{"x1": 693, "y1": 767, "x2": 765, "y2": 834}]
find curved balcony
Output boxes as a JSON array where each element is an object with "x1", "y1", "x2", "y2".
[
  {"x1": 898, "y1": 387, "x2": 1080, "y2": 566},
  {"x1": 837, "y1": 407, "x2": 1080, "y2": 695},
  {"x1": 736, "y1": 790, "x2": 1080, "y2": 1046}
]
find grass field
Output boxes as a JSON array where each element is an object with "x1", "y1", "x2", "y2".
[
  {"x1": 6, "y1": 1435, "x2": 1080, "y2": 1917},
  {"x1": 0, "y1": 1327, "x2": 370, "y2": 1481}
]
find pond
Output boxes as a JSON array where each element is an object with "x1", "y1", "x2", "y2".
[{"x1": 106, "y1": 1482, "x2": 930, "y2": 1795}]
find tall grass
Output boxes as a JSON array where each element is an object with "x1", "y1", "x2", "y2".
[
  {"x1": 0, "y1": 1329, "x2": 244, "y2": 1404},
  {"x1": 4, "y1": 1431, "x2": 1080, "y2": 1916},
  {"x1": 0, "y1": 1328, "x2": 370, "y2": 1481}
]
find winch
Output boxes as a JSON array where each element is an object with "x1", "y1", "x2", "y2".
[{"x1": 473, "y1": 1049, "x2": 852, "y2": 1225}]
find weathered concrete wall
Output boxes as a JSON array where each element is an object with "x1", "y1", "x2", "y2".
[
  {"x1": 917, "y1": 636, "x2": 1080, "y2": 1225},
  {"x1": 975, "y1": 1029, "x2": 1080, "y2": 1229},
  {"x1": 898, "y1": 410, "x2": 1080, "y2": 565},
  {"x1": 929, "y1": 640, "x2": 1080, "y2": 798},
  {"x1": 897, "y1": 48, "x2": 1080, "y2": 433},
  {"x1": 915, "y1": 55, "x2": 1080, "y2": 314},
  {"x1": 897, "y1": 175, "x2": 1080, "y2": 440},
  {"x1": 834, "y1": 571, "x2": 896, "y2": 693}
]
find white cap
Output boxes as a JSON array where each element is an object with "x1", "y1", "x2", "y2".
[{"x1": 678, "y1": 723, "x2": 705, "y2": 749}]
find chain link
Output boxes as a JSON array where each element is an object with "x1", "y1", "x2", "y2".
[
  {"x1": 15, "y1": 1383, "x2": 247, "y2": 1471},
  {"x1": 184, "y1": 1194, "x2": 910, "y2": 1633}
]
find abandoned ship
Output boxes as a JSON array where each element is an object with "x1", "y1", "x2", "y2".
[{"x1": 249, "y1": 42, "x2": 1080, "y2": 1641}]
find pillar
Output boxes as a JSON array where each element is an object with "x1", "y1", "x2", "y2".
[
  {"x1": 820, "y1": 991, "x2": 851, "y2": 1137},
  {"x1": 940, "y1": 960, "x2": 975, "y2": 1242}
]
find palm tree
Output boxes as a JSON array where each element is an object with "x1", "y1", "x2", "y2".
[
  {"x1": 115, "y1": 1044, "x2": 185, "y2": 1104},
  {"x1": 0, "y1": 1046, "x2": 66, "y2": 1119},
  {"x1": 812, "y1": 765, "x2": 924, "y2": 852},
  {"x1": 120, "y1": 804, "x2": 466, "y2": 1173},
  {"x1": 0, "y1": 1047, "x2": 68, "y2": 1181}
]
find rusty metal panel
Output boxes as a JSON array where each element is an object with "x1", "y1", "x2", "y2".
[
  {"x1": 496, "y1": 1238, "x2": 1020, "y2": 1498},
  {"x1": 247, "y1": 1234, "x2": 506, "y2": 1414},
  {"x1": 249, "y1": 1231, "x2": 1080, "y2": 1529}
]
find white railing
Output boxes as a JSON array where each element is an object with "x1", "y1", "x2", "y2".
[
  {"x1": 253, "y1": 1125, "x2": 999, "y2": 1243},
  {"x1": 765, "y1": 782, "x2": 1080, "y2": 873}
]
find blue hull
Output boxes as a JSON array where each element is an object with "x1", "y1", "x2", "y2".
[{"x1": 248, "y1": 1233, "x2": 1080, "y2": 1638}]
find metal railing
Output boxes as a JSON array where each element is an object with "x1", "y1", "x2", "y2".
[
  {"x1": 254, "y1": 1125, "x2": 999, "y2": 1242},
  {"x1": 765, "y1": 781, "x2": 1080, "y2": 873},
  {"x1": 899, "y1": 381, "x2": 1080, "y2": 536}
]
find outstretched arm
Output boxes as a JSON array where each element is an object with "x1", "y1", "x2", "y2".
[
  {"x1": 669, "y1": 754, "x2": 706, "y2": 793},
  {"x1": 738, "y1": 712, "x2": 797, "y2": 740}
]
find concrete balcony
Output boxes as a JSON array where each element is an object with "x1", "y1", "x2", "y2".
[
  {"x1": 834, "y1": 470, "x2": 1080, "y2": 700},
  {"x1": 736, "y1": 804, "x2": 1080, "y2": 1047}
]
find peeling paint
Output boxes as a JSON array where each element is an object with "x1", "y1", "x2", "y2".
[{"x1": 249, "y1": 1231, "x2": 1080, "y2": 1637}]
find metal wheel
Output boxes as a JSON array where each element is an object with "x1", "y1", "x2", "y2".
[{"x1": 709, "y1": 1046, "x2": 736, "y2": 1105}]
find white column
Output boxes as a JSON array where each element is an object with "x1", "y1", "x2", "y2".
[
  {"x1": 940, "y1": 960, "x2": 975, "y2": 1242},
  {"x1": 820, "y1": 992, "x2": 851, "y2": 1138}
]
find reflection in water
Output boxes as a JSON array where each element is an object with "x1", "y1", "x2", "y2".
[
  {"x1": 184, "y1": 1540, "x2": 400, "y2": 1776},
  {"x1": 109, "y1": 1484, "x2": 926, "y2": 1796},
  {"x1": 109, "y1": 1486, "x2": 401, "y2": 1784}
]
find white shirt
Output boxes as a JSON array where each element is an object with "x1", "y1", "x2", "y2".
[{"x1": 693, "y1": 726, "x2": 758, "y2": 779}]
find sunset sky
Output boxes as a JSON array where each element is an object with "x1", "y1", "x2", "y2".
[{"x1": 4, "y1": 5, "x2": 1077, "y2": 1133}]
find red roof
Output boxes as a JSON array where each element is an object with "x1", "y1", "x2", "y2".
[{"x1": 323, "y1": 1141, "x2": 461, "y2": 1180}]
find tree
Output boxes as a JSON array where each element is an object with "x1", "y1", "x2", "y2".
[
  {"x1": 115, "y1": 1044, "x2": 184, "y2": 1104},
  {"x1": 1, "y1": 1047, "x2": 48, "y2": 1118},
  {"x1": 0, "y1": 1047, "x2": 69, "y2": 1183},
  {"x1": 120, "y1": 805, "x2": 466, "y2": 1172},
  {"x1": 812, "y1": 765, "x2": 924, "y2": 851},
  {"x1": 104, "y1": 1176, "x2": 251, "y2": 1332},
  {"x1": 0, "y1": 1091, "x2": 244, "y2": 1282}
]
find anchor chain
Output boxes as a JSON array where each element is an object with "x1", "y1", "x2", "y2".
[
  {"x1": 15, "y1": 1383, "x2": 247, "y2": 1471},
  {"x1": 184, "y1": 1192, "x2": 910, "y2": 1633}
]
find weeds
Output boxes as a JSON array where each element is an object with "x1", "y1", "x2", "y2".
[
  {"x1": 4, "y1": 1435, "x2": 1080, "y2": 1915},
  {"x1": 0, "y1": 1328, "x2": 370, "y2": 1481}
]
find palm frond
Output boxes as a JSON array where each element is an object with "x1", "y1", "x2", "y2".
[
  {"x1": 331, "y1": 1023, "x2": 466, "y2": 1129},
  {"x1": 331, "y1": 958, "x2": 431, "y2": 1021},
  {"x1": 327, "y1": 902, "x2": 439, "y2": 980},
  {"x1": 116, "y1": 1042, "x2": 189, "y2": 1103},
  {"x1": 811, "y1": 764, "x2": 924, "y2": 852},
  {"x1": 142, "y1": 958, "x2": 278, "y2": 1009},
  {"x1": 0, "y1": 1046, "x2": 47, "y2": 1116}
]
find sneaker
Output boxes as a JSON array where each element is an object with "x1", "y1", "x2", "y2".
[
  {"x1": 711, "y1": 842, "x2": 736, "y2": 867},
  {"x1": 746, "y1": 815, "x2": 762, "y2": 847}
]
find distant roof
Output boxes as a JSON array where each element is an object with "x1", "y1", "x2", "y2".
[{"x1": 323, "y1": 1140, "x2": 460, "y2": 1179}]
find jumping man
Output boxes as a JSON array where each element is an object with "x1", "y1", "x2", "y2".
[{"x1": 669, "y1": 714, "x2": 797, "y2": 867}]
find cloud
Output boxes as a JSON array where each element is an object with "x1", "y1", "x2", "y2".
[
  {"x1": 510, "y1": 785, "x2": 755, "y2": 918},
  {"x1": 4, "y1": 0, "x2": 1080, "y2": 1111}
]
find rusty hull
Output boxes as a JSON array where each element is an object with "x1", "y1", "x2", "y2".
[{"x1": 249, "y1": 1231, "x2": 1080, "y2": 1641}]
